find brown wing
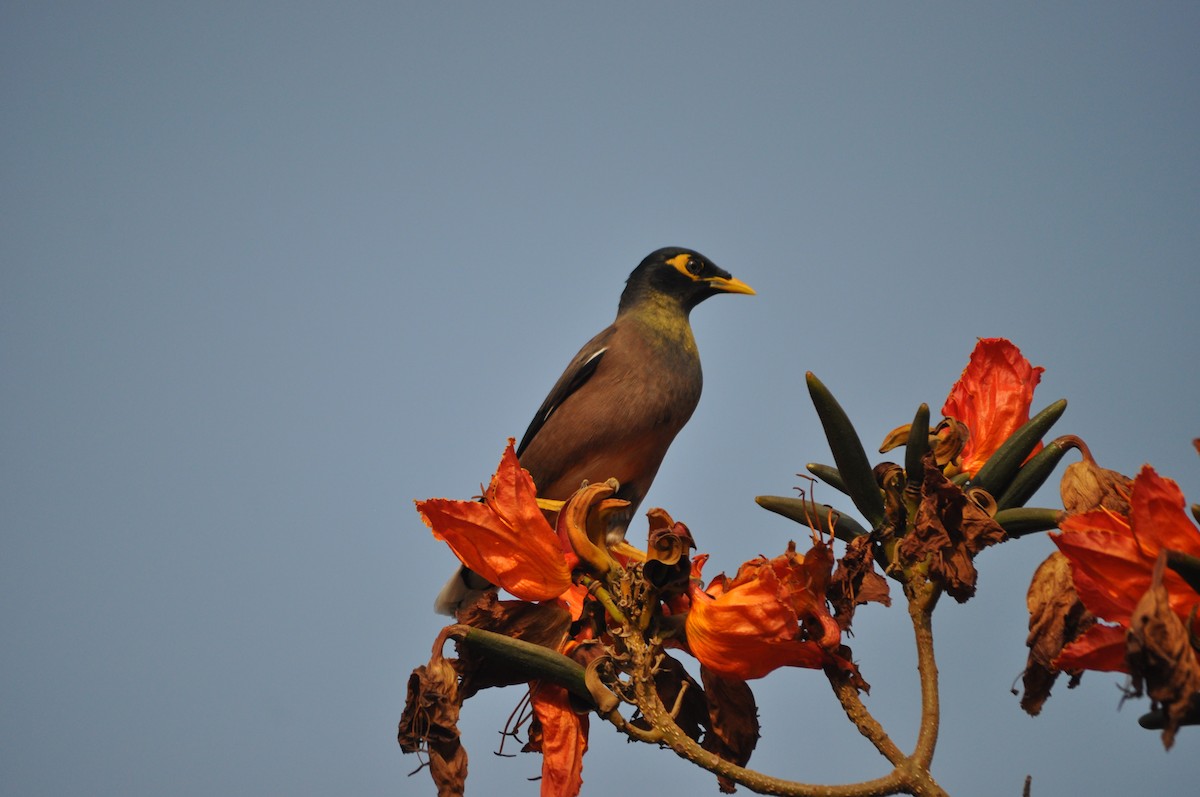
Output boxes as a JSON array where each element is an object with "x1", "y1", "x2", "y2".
[{"x1": 515, "y1": 325, "x2": 617, "y2": 458}]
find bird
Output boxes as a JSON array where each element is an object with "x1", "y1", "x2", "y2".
[{"x1": 435, "y1": 247, "x2": 754, "y2": 614}]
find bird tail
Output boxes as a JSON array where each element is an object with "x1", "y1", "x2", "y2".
[{"x1": 433, "y1": 565, "x2": 494, "y2": 616}]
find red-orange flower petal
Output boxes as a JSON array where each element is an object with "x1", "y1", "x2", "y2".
[
  {"x1": 1128, "y1": 465, "x2": 1200, "y2": 559},
  {"x1": 529, "y1": 682, "x2": 589, "y2": 797},
  {"x1": 417, "y1": 440, "x2": 572, "y2": 602},
  {"x1": 942, "y1": 338, "x2": 1044, "y2": 476},
  {"x1": 1056, "y1": 623, "x2": 1129, "y2": 673},
  {"x1": 685, "y1": 543, "x2": 843, "y2": 680},
  {"x1": 1055, "y1": 466, "x2": 1200, "y2": 625},
  {"x1": 486, "y1": 438, "x2": 555, "y2": 537},
  {"x1": 1053, "y1": 525, "x2": 1147, "y2": 623}
]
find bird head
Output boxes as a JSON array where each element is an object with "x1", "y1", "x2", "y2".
[{"x1": 619, "y1": 247, "x2": 755, "y2": 314}]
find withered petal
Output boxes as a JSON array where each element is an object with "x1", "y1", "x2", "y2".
[
  {"x1": 1126, "y1": 552, "x2": 1200, "y2": 749},
  {"x1": 1059, "y1": 456, "x2": 1132, "y2": 516},
  {"x1": 700, "y1": 666, "x2": 760, "y2": 794},
  {"x1": 398, "y1": 640, "x2": 469, "y2": 797},
  {"x1": 900, "y1": 454, "x2": 1007, "y2": 603}
]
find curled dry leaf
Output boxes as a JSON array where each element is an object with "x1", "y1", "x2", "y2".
[
  {"x1": 899, "y1": 453, "x2": 1008, "y2": 602},
  {"x1": 828, "y1": 534, "x2": 891, "y2": 631},
  {"x1": 398, "y1": 630, "x2": 468, "y2": 797},
  {"x1": 1020, "y1": 552, "x2": 1095, "y2": 715}
]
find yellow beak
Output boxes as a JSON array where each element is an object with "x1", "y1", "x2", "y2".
[{"x1": 707, "y1": 275, "x2": 756, "y2": 296}]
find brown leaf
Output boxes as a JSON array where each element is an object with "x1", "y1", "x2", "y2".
[
  {"x1": 1020, "y1": 552, "x2": 1095, "y2": 714},
  {"x1": 1126, "y1": 552, "x2": 1200, "y2": 749},
  {"x1": 700, "y1": 666, "x2": 760, "y2": 794},
  {"x1": 398, "y1": 632, "x2": 468, "y2": 797},
  {"x1": 828, "y1": 534, "x2": 891, "y2": 630},
  {"x1": 1059, "y1": 449, "x2": 1131, "y2": 515},
  {"x1": 899, "y1": 453, "x2": 1007, "y2": 602}
]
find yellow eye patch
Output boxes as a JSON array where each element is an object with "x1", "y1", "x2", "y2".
[{"x1": 666, "y1": 253, "x2": 701, "y2": 280}]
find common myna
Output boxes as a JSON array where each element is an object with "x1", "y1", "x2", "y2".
[{"x1": 435, "y1": 247, "x2": 754, "y2": 614}]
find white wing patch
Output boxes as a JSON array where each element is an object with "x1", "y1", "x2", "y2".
[{"x1": 542, "y1": 346, "x2": 607, "y2": 423}]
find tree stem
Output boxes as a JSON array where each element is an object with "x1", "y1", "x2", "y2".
[{"x1": 908, "y1": 583, "x2": 941, "y2": 770}]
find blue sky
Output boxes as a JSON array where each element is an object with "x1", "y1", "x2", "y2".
[{"x1": 3, "y1": 3, "x2": 1198, "y2": 795}]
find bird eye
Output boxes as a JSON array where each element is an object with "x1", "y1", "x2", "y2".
[{"x1": 686, "y1": 259, "x2": 702, "y2": 276}]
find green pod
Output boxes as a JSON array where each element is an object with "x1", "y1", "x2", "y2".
[
  {"x1": 1138, "y1": 709, "x2": 1170, "y2": 731},
  {"x1": 755, "y1": 495, "x2": 869, "y2": 543},
  {"x1": 1191, "y1": 503, "x2": 1200, "y2": 527},
  {"x1": 971, "y1": 399, "x2": 1068, "y2": 498},
  {"x1": 996, "y1": 435, "x2": 1078, "y2": 511},
  {"x1": 458, "y1": 627, "x2": 590, "y2": 704},
  {"x1": 993, "y1": 507, "x2": 1062, "y2": 538},
  {"x1": 806, "y1": 372, "x2": 887, "y2": 529},
  {"x1": 806, "y1": 462, "x2": 849, "y2": 495},
  {"x1": 904, "y1": 403, "x2": 931, "y2": 490}
]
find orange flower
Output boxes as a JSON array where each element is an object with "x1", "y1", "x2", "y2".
[
  {"x1": 528, "y1": 682, "x2": 589, "y2": 797},
  {"x1": 942, "y1": 338, "x2": 1044, "y2": 476},
  {"x1": 417, "y1": 440, "x2": 574, "y2": 603},
  {"x1": 685, "y1": 541, "x2": 847, "y2": 680},
  {"x1": 1053, "y1": 465, "x2": 1200, "y2": 672}
]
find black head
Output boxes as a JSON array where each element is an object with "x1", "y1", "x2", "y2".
[{"x1": 619, "y1": 247, "x2": 755, "y2": 314}]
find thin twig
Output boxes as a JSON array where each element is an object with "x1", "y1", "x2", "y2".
[{"x1": 827, "y1": 670, "x2": 907, "y2": 767}]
